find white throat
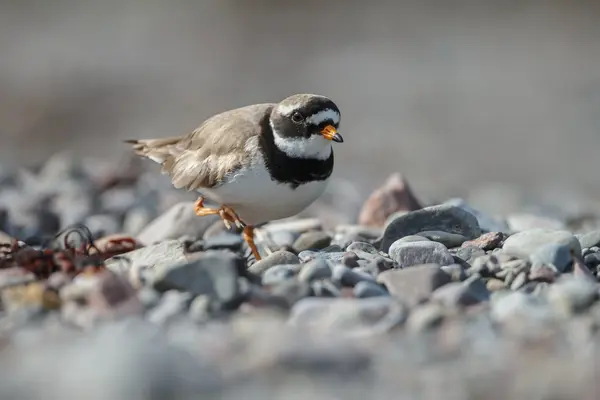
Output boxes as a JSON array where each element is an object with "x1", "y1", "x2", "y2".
[{"x1": 270, "y1": 121, "x2": 332, "y2": 160}]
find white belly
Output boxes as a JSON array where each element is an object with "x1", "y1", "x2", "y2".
[{"x1": 197, "y1": 159, "x2": 329, "y2": 226}]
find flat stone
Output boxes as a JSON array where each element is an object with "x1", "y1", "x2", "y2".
[
  {"x1": 137, "y1": 202, "x2": 219, "y2": 245},
  {"x1": 292, "y1": 231, "x2": 332, "y2": 252},
  {"x1": 377, "y1": 264, "x2": 451, "y2": 305},
  {"x1": 417, "y1": 230, "x2": 467, "y2": 248},
  {"x1": 461, "y1": 232, "x2": 505, "y2": 251},
  {"x1": 529, "y1": 243, "x2": 573, "y2": 272},
  {"x1": 502, "y1": 228, "x2": 581, "y2": 259},
  {"x1": 151, "y1": 251, "x2": 245, "y2": 310},
  {"x1": 381, "y1": 204, "x2": 481, "y2": 253},
  {"x1": 388, "y1": 240, "x2": 454, "y2": 268},
  {"x1": 248, "y1": 250, "x2": 300, "y2": 275}
]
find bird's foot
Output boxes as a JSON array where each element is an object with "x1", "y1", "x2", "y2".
[
  {"x1": 242, "y1": 225, "x2": 261, "y2": 261},
  {"x1": 194, "y1": 197, "x2": 245, "y2": 230}
]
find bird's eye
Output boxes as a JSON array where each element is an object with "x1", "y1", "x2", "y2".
[{"x1": 291, "y1": 111, "x2": 304, "y2": 123}]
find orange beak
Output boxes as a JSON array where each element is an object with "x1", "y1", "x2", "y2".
[{"x1": 320, "y1": 125, "x2": 344, "y2": 143}]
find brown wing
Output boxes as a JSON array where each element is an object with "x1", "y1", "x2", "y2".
[{"x1": 126, "y1": 103, "x2": 273, "y2": 191}]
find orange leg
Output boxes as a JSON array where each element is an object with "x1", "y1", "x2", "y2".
[
  {"x1": 194, "y1": 197, "x2": 244, "y2": 230},
  {"x1": 243, "y1": 226, "x2": 261, "y2": 261}
]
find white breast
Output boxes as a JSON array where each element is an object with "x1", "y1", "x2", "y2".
[{"x1": 197, "y1": 156, "x2": 329, "y2": 226}]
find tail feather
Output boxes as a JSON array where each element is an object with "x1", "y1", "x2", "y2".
[{"x1": 124, "y1": 137, "x2": 182, "y2": 165}]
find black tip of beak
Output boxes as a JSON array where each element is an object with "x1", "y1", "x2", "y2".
[{"x1": 332, "y1": 133, "x2": 344, "y2": 143}]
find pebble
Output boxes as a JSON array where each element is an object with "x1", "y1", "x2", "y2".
[
  {"x1": 380, "y1": 204, "x2": 481, "y2": 253},
  {"x1": 576, "y1": 230, "x2": 600, "y2": 249},
  {"x1": 377, "y1": 264, "x2": 451, "y2": 305},
  {"x1": 146, "y1": 290, "x2": 193, "y2": 326},
  {"x1": 202, "y1": 232, "x2": 244, "y2": 252},
  {"x1": 247, "y1": 250, "x2": 300, "y2": 275},
  {"x1": 357, "y1": 172, "x2": 422, "y2": 228},
  {"x1": 388, "y1": 240, "x2": 454, "y2": 268},
  {"x1": 417, "y1": 230, "x2": 467, "y2": 248},
  {"x1": 455, "y1": 246, "x2": 486, "y2": 264},
  {"x1": 137, "y1": 201, "x2": 220, "y2": 245},
  {"x1": 346, "y1": 241, "x2": 379, "y2": 254},
  {"x1": 288, "y1": 297, "x2": 407, "y2": 337},
  {"x1": 547, "y1": 276, "x2": 599, "y2": 317},
  {"x1": 502, "y1": 228, "x2": 581, "y2": 259},
  {"x1": 298, "y1": 259, "x2": 332, "y2": 283},
  {"x1": 269, "y1": 279, "x2": 312, "y2": 307},
  {"x1": 529, "y1": 243, "x2": 573, "y2": 272},
  {"x1": 332, "y1": 264, "x2": 376, "y2": 287},
  {"x1": 486, "y1": 278, "x2": 506, "y2": 292},
  {"x1": 431, "y1": 275, "x2": 490, "y2": 307},
  {"x1": 298, "y1": 250, "x2": 346, "y2": 264},
  {"x1": 311, "y1": 280, "x2": 341, "y2": 297},
  {"x1": 151, "y1": 251, "x2": 245, "y2": 310},
  {"x1": 292, "y1": 231, "x2": 332, "y2": 252},
  {"x1": 353, "y1": 281, "x2": 389, "y2": 298},
  {"x1": 262, "y1": 264, "x2": 302, "y2": 286},
  {"x1": 461, "y1": 232, "x2": 505, "y2": 251}
]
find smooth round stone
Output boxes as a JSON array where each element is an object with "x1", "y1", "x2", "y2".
[
  {"x1": 584, "y1": 252, "x2": 600, "y2": 267},
  {"x1": 262, "y1": 264, "x2": 302, "y2": 286},
  {"x1": 248, "y1": 251, "x2": 300, "y2": 275},
  {"x1": 417, "y1": 230, "x2": 467, "y2": 248},
  {"x1": 502, "y1": 228, "x2": 581, "y2": 259},
  {"x1": 293, "y1": 231, "x2": 332, "y2": 252},
  {"x1": 381, "y1": 204, "x2": 481, "y2": 253},
  {"x1": 529, "y1": 243, "x2": 572, "y2": 272},
  {"x1": 388, "y1": 240, "x2": 454, "y2": 268},
  {"x1": 298, "y1": 259, "x2": 333, "y2": 283},
  {"x1": 353, "y1": 281, "x2": 389, "y2": 298},
  {"x1": 576, "y1": 230, "x2": 600, "y2": 249}
]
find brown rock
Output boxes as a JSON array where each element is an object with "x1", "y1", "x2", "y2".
[
  {"x1": 358, "y1": 173, "x2": 421, "y2": 228},
  {"x1": 377, "y1": 264, "x2": 451, "y2": 305},
  {"x1": 462, "y1": 232, "x2": 505, "y2": 251}
]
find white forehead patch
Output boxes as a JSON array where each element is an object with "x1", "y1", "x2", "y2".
[
  {"x1": 269, "y1": 120, "x2": 332, "y2": 160},
  {"x1": 306, "y1": 108, "x2": 340, "y2": 126}
]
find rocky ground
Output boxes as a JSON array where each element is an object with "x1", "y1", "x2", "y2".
[{"x1": 1, "y1": 154, "x2": 600, "y2": 399}]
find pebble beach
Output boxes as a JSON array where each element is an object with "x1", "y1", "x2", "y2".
[{"x1": 0, "y1": 153, "x2": 600, "y2": 400}]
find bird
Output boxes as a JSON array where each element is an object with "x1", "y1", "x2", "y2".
[{"x1": 125, "y1": 93, "x2": 343, "y2": 261}]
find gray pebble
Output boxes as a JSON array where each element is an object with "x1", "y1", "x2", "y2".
[
  {"x1": 529, "y1": 243, "x2": 573, "y2": 272},
  {"x1": 298, "y1": 259, "x2": 333, "y2": 283},
  {"x1": 248, "y1": 250, "x2": 300, "y2": 275},
  {"x1": 298, "y1": 250, "x2": 346, "y2": 264},
  {"x1": 262, "y1": 264, "x2": 302, "y2": 286},
  {"x1": 388, "y1": 240, "x2": 454, "y2": 268},
  {"x1": 455, "y1": 246, "x2": 486, "y2": 264},
  {"x1": 353, "y1": 281, "x2": 389, "y2": 298},
  {"x1": 146, "y1": 290, "x2": 193, "y2": 326},
  {"x1": 576, "y1": 230, "x2": 600, "y2": 249},
  {"x1": 332, "y1": 264, "x2": 376, "y2": 287},
  {"x1": 346, "y1": 241, "x2": 379, "y2": 254},
  {"x1": 502, "y1": 228, "x2": 581, "y2": 259}
]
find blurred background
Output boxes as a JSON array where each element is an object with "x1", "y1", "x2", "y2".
[{"x1": 1, "y1": 0, "x2": 600, "y2": 208}]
